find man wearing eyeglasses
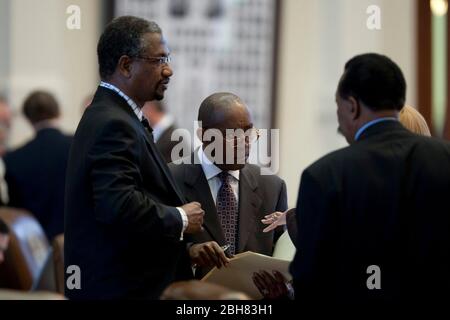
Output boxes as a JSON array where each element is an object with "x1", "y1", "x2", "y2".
[
  {"x1": 65, "y1": 16, "x2": 205, "y2": 300},
  {"x1": 169, "y1": 92, "x2": 287, "y2": 279}
]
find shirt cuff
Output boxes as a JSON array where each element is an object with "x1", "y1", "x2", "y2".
[{"x1": 177, "y1": 207, "x2": 188, "y2": 241}]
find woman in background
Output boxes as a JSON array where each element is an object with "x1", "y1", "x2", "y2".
[{"x1": 398, "y1": 105, "x2": 431, "y2": 136}]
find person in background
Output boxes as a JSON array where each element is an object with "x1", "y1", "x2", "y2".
[
  {"x1": 4, "y1": 91, "x2": 73, "y2": 240},
  {"x1": 142, "y1": 100, "x2": 191, "y2": 162},
  {"x1": 0, "y1": 218, "x2": 9, "y2": 265},
  {"x1": 161, "y1": 280, "x2": 250, "y2": 300},
  {"x1": 0, "y1": 95, "x2": 12, "y2": 205},
  {"x1": 399, "y1": 105, "x2": 431, "y2": 136},
  {"x1": 0, "y1": 95, "x2": 12, "y2": 157}
]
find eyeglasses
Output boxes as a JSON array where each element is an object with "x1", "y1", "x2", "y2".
[
  {"x1": 135, "y1": 55, "x2": 171, "y2": 65},
  {"x1": 204, "y1": 128, "x2": 261, "y2": 145}
]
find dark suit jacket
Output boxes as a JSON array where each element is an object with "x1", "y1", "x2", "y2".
[
  {"x1": 169, "y1": 152, "x2": 287, "y2": 277},
  {"x1": 290, "y1": 121, "x2": 450, "y2": 305},
  {"x1": 4, "y1": 128, "x2": 72, "y2": 240},
  {"x1": 64, "y1": 87, "x2": 187, "y2": 299}
]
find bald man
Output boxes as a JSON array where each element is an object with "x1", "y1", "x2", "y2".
[{"x1": 169, "y1": 92, "x2": 287, "y2": 278}]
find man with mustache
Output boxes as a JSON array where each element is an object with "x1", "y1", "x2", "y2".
[{"x1": 65, "y1": 16, "x2": 204, "y2": 299}]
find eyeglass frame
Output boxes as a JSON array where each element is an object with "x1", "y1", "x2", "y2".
[
  {"x1": 202, "y1": 127, "x2": 261, "y2": 145},
  {"x1": 134, "y1": 55, "x2": 172, "y2": 66}
]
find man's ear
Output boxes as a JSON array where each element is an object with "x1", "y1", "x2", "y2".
[
  {"x1": 117, "y1": 55, "x2": 133, "y2": 78},
  {"x1": 348, "y1": 96, "x2": 361, "y2": 120}
]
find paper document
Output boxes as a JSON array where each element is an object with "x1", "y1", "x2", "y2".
[{"x1": 201, "y1": 251, "x2": 291, "y2": 299}]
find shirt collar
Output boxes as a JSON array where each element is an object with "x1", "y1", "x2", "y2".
[
  {"x1": 100, "y1": 81, "x2": 144, "y2": 121},
  {"x1": 354, "y1": 117, "x2": 398, "y2": 141},
  {"x1": 197, "y1": 147, "x2": 240, "y2": 181}
]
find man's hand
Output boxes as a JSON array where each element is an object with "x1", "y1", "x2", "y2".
[
  {"x1": 252, "y1": 270, "x2": 289, "y2": 299},
  {"x1": 182, "y1": 202, "x2": 205, "y2": 234},
  {"x1": 189, "y1": 241, "x2": 230, "y2": 269},
  {"x1": 261, "y1": 210, "x2": 288, "y2": 232}
]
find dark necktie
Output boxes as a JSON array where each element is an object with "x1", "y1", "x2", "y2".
[
  {"x1": 216, "y1": 171, "x2": 238, "y2": 255},
  {"x1": 141, "y1": 118, "x2": 154, "y2": 140}
]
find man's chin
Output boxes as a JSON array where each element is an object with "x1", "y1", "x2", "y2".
[{"x1": 153, "y1": 93, "x2": 164, "y2": 101}]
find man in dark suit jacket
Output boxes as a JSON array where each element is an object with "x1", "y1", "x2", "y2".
[
  {"x1": 170, "y1": 92, "x2": 287, "y2": 278},
  {"x1": 290, "y1": 53, "x2": 450, "y2": 306},
  {"x1": 4, "y1": 91, "x2": 72, "y2": 240},
  {"x1": 64, "y1": 16, "x2": 204, "y2": 300}
]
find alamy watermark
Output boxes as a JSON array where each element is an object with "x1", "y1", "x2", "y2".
[
  {"x1": 66, "y1": 5, "x2": 81, "y2": 30},
  {"x1": 366, "y1": 5, "x2": 381, "y2": 30}
]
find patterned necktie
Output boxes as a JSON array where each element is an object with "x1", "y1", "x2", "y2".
[{"x1": 216, "y1": 171, "x2": 238, "y2": 255}]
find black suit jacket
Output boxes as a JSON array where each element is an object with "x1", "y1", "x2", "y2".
[
  {"x1": 169, "y1": 152, "x2": 287, "y2": 277},
  {"x1": 64, "y1": 87, "x2": 187, "y2": 299},
  {"x1": 290, "y1": 121, "x2": 450, "y2": 305},
  {"x1": 4, "y1": 128, "x2": 72, "y2": 240}
]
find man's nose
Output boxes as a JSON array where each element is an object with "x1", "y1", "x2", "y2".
[{"x1": 162, "y1": 65, "x2": 173, "y2": 78}]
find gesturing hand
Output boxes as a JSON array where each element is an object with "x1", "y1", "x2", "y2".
[{"x1": 261, "y1": 210, "x2": 287, "y2": 232}]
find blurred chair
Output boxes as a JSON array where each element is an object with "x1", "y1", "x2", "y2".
[
  {"x1": 0, "y1": 208, "x2": 50, "y2": 290},
  {"x1": 52, "y1": 234, "x2": 64, "y2": 294},
  {"x1": 161, "y1": 280, "x2": 250, "y2": 300}
]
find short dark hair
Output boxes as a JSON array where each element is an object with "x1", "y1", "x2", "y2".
[
  {"x1": 22, "y1": 90, "x2": 60, "y2": 124},
  {"x1": 97, "y1": 16, "x2": 162, "y2": 79},
  {"x1": 198, "y1": 92, "x2": 243, "y2": 128},
  {"x1": 0, "y1": 218, "x2": 9, "y2": 235},
  {"x1": 337, "y1": 53, "x2": 406, "y2": 111}
]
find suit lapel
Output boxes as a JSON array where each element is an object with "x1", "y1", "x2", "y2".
[
  {"x1": 95, "y1": 87, "x2": 185, "y2": 203},
  {"x1": 142, "y1": 130, "x2": 186, "y2": 203},
  {"x1": 183, "y1": 161, "x2": 226, "y2": 245},
  {"x1": 237, "y1": 166, "x2": 262, "y2": 252}
]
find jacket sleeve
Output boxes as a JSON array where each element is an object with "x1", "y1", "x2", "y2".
[
  {"x1": 87, "y1": 118, "x2": 183, "y2": 240},
  {"x1": 290, "y1": 169, "x2": 337, "y2": 302}
]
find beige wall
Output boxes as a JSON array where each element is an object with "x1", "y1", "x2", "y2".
[
  {"x1": 276, "y1": 0, "x2": 417, "y2": 207},
  {"x1": 2, "y1": 0, "x2": 103, "y2": 148}
]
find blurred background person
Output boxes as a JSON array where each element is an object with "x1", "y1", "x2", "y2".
[
  {"x1": 399, "y1": 105, "x2": 431, "y2": 136},
  {"x1": 0, "y1": 95, "x2": 12, "y2": 157},
  {"x1": 0, "y1": 218, "x2": 9, "y2": 265},
  {"x1": 3, "y1": 90, "x2": 73, "y2": 241},
  {"x1": 161, "y1": 280, "x2": 250, "y2": 300},
  {"x1": 142, "y1": 100, "x2": 191, "y2": 162},
  {"x1": 0, "y1": 95, "x2": 12, "y2": 205}
]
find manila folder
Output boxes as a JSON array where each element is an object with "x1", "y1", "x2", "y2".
[{"x1": 201, "y1": 251, "x2": 291, "y2": 299}]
